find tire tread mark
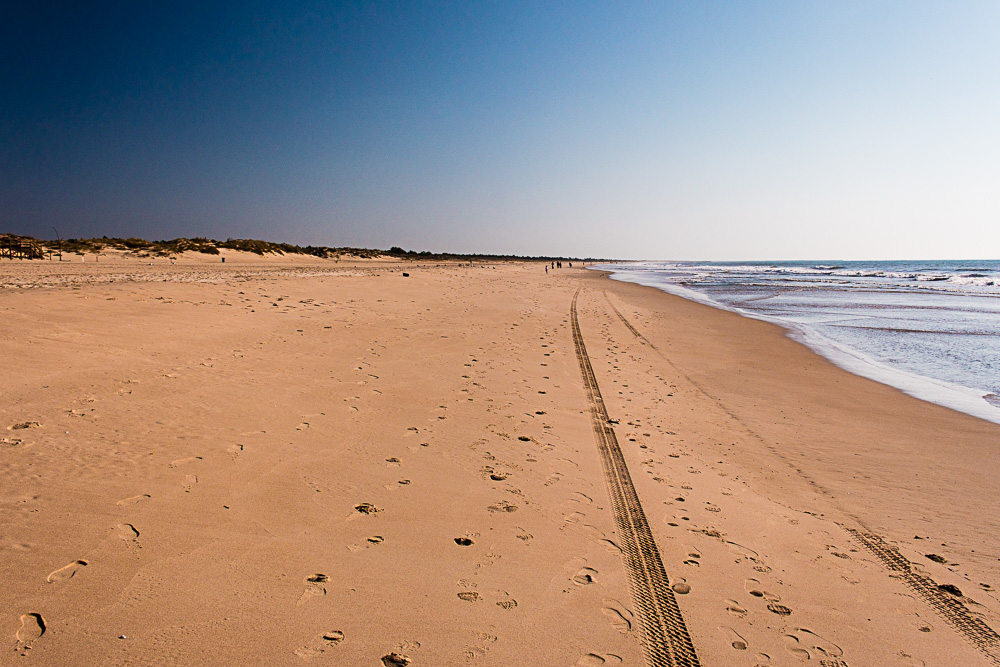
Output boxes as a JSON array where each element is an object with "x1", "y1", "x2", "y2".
[
  {"x1": 604, "y1": 290, "x2": 655, "y2": 349},
  {"x1": 572, "y1": 289, "x2": 700, "y2": 667},
  {"x1": 846, "y1": 528, "x2": 1000, "y2": 665}
]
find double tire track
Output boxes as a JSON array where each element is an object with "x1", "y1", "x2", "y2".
[
  {"x1": 604, "y1": 290, "x2": 655, "y2": 349},
  {"x1": 571, "y1": 289, "x2": 700, "y2": 667}
]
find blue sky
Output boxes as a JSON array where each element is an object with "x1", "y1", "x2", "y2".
[{"x1": 2, "y1": 2, "x2": 998, "y2": 259}]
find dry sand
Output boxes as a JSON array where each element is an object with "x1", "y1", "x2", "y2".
[{"x1": 2, "y1": 253, "x2": 999, "y2": 666}]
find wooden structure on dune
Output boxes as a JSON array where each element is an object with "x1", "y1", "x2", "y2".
[{"x1": 1, "y1": 235, "x2": 47, "y2": 260}]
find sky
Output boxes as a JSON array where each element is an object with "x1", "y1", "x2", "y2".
[{"x1": 2, "y1": 1, "x2": 999, "y2": 260}]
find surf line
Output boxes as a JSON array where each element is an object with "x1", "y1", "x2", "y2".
[{"x1": 571, "y1": 288, "x2": 701, "y2": 667}]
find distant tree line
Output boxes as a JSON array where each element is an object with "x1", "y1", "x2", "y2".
[
  {"x1": 1, "y1": 235, "x2": 381, "y2": 258},
  {"x1": 383, "y1": 245, "x2": 598, "y2": 262},
  {"x1": 0, "y1": 234, "x2": 605, "y2": 262}
]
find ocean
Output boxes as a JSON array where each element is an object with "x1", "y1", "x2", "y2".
[{"x1": 598, "y1": 260, "x2": 1000, "y2": 425}]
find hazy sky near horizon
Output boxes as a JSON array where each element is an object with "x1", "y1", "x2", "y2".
[{"x1": 3, "y1": 2, "x2": 998, "y2": 260}]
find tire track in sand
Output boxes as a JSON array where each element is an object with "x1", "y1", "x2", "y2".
[
  {"x1": 602, "y1": 285, "x2": 1000, "y2": 665},
  {"x1": 846, "y1": 528, "x2": 1000, "y2": 665},
  {"x1": 604, "y1": 291, "x2": 655, "y2": 349},
  {"x1": 571, "y1": 289, "x2": 700, "y2": 667}
]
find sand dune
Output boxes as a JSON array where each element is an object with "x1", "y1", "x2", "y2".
[{"x1": 2, "y1": 254, "x2": 998, "y2": 665}]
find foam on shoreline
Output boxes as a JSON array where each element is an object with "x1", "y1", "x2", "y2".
[{"x1": 602, "y1": 266, "x2": 1000, "y2": 425}]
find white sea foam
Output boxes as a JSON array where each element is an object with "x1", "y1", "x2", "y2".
[
  {"x1": 781, "y1": 321, "x2": 1000, "y2": 425},
  {"x1": 598, "y1": 260, "x2": 1000, "y2": 425},
  {"x1": 948, "y1": 275, "x2": 996, "y2": 287}
]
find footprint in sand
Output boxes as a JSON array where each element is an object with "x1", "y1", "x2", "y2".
[
  {"x1": 322, "y1": 631, "x2": 344, "y2": 643},
  {"x1": 182, "y1": 474, "x2": 198, "y2": 492},
  {"x1": 348, "y1": 535, "x2": 385, "y2": 552},
  {"x1": 784, "y1": 628, "x2": 843, "y2": 661},
  {"x1": 767, "y1": 601, "x2": 793, "y2": 616},
  {"x1": 116, "y1": 494, "x2": 151, "y2": 507},
  {"x1": 16, "y1": 613, "x2": 45, "y2": 643},
  {"x1": 381, "y1": 653, "x2": 411, "y2": 666},
  {"x1": 721, "y1": 626, "x2": 749, "y2": 650},
  {"x1": 726, "y1": 600, "x2": 748, "y2": 618},
  {"x1": 117, "y1": 523, "x2": 140, "y2": 543},
  {"x1": 47, "y1": 559, "x2": 88, "y2": 583},
  {"x1": 464, "y1": 631, "x2": 498, "y2": 660},
  {"x1": 169, "y1": 456, "x2": 202, "y2": 468},
  {"x1": 496, "y1": 594, "x2": 518, "y2": 610},
  {"x1": 683, "y1": 546, "x2": 702, "y2": 567},
  {"x1": 726, "y1": 540, "x2": 760, "y2": 560},
  {"x1": 294, "y1": 630, "x2": 345, "y2": 660},
  {"x1": 556, "y1": 458, "x2": 579, "y2": 469},
  {"x1": 9, "y1": 421, "x2": 41, "y2": 430},
  {"x1": 575, "y1": 654, "x2": 622, "y2": 666},
  {"x1": 354, "y1": 502, "x2": 381, "y2": 515},
  {"x1": 744, "y1": 577, "x2": 792, "y2": 614},
  {"x1": 226, "y1": 444, "x2": 243, "y2": 460},
  {"x1": 727, "y1": 540, "x2": 772, "y2": 572},
  {"x1": 744, "y1": 578, "x2": 771, "y2": 599},
  {"x1": 298, "y1": 573, "x2": 328, "y2": 605},
  {"x1": 602, "y1": 600, "x2": 633, "y2": 633},
  {"x1": 600, "y1": 538, "x2": 622, "y2": 555},
  {"x1": 487, "y1": 500, "x2": 518, "y2": 513},
  {"x1": 573, "y1": 567, "x2": 598, "y2": 585}
]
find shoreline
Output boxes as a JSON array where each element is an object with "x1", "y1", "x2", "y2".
[
  {"x1": 3, "y1": 256, "x2": 999, "y2": 665},
  {"x1": 587, "y1": 269, "x2": 1000, "y2": 664},
  {"x1": 598, "y1": 263, "x2": 1000, "y2": 426}
]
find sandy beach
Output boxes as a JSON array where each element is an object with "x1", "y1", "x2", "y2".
[{"x1": 3, "y1": 253, "x2": 999, "y2": 666}]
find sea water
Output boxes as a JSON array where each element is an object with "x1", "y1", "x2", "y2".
[{"x1": 598, "y1": 260, "x2": 1000, "y2": 425}]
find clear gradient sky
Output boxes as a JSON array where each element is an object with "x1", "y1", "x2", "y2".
[{"x1": 2, "y1": 2, "x2": 998, "y2": 259}]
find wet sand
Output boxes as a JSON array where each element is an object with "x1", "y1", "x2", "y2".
[{"x1": 2, "y1": 254, "x2": 999, "y2": 666}]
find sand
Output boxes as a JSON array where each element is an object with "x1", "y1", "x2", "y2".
[{"x1": 2, "y1": 253, "x2": 999, "y2": 666}]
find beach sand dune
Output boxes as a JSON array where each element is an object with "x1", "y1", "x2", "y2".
[{"x1": 2, "y1": 255, "x2": 998, "y2": 665}]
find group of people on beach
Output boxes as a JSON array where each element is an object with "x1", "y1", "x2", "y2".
[{"x1": 545, "y1": 260, "x2": 572, "y2": 274}]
